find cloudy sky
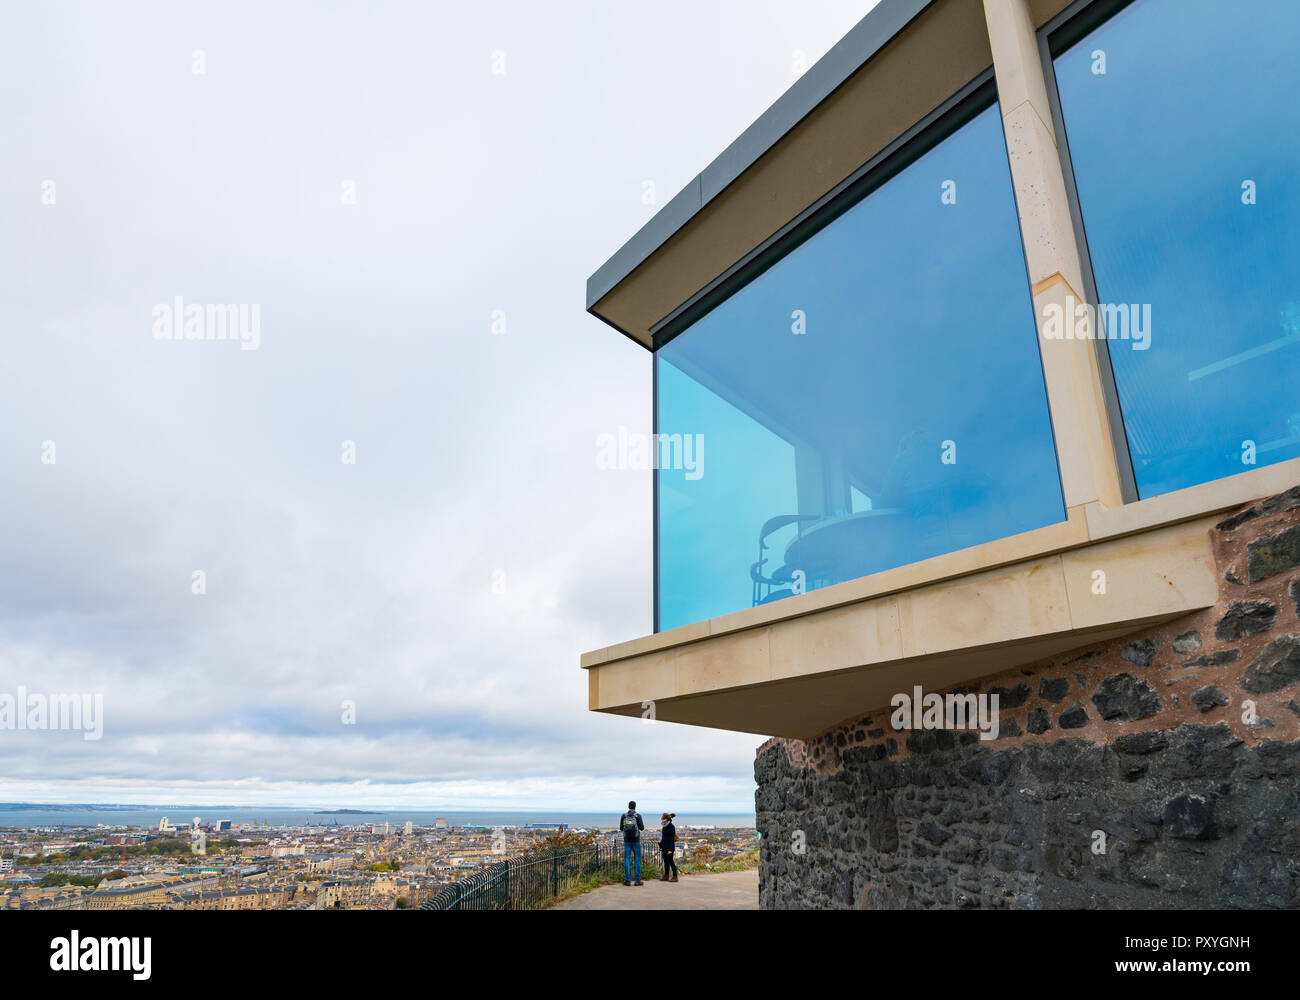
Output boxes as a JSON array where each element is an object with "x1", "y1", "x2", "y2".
[{"x1": 0, "y1": 0, "x2": 877, "y2": 813}]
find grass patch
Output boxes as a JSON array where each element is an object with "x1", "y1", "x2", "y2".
[
  {"x1": 678, "y1": 848, "x2": 760, "y2": 875},
  {"x1": 531, "y1": 869, "x2": 626, "y2": 909}
]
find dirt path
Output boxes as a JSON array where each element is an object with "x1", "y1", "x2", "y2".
[{"x1": 548, "y1": 870, "x2": 759, "y2": 910}]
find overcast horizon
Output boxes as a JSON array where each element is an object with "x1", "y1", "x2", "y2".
[{"x1": 0, "y1": 1, "x2": 880, "y2": 814}]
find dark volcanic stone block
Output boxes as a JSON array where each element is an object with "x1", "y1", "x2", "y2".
[
  {"x1": 1162, "y1": 793, "x2": 1218, "y2": 840},
  {"x1": 1114, "y1": 731, "x2": 1168, "y2": 755},
  {"x1": 1121, "y1": 639, "x2": 1158, "y2": 668},
  {"x1": 1059, "y1": 703, "x2": 1089, "y2": 729},
  {"x1": 1191, "y1": 685, "x2": 1229, "y2": 712},
  {"x1": 1185, "y1": 650, "x2": 1239, "y2": 668},
  {"x1": 1091, "y1": 673, "x2": 1163, "y2": 722},
  {"x1": 1240, "y1": 636, "x2": 1300, "y2": 694},
  {"x1": 1215, "y1": 600, "x2": 1277, "y2": 640},
  {"x1": 988, "y1": 683, "x2": 1030, "y2": 709},
  {"x1": 1248, "y1": 524, "x2": 1300, "y2": 582}
]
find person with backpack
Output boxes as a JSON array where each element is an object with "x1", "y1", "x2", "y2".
[
  {"x1": 619, "y1": 800, "x2": 644, "y2": 885},
  {"x1": 659, "y1": 812, "x2": 678, "y2": 882}
]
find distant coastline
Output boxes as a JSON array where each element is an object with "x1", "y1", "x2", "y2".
[
  {"x1": 0, "y1": 804, "x2": 757, "y2": 829},
  {"x1": 0, "y1": 802, "x2": 147, "y2": 812},
  {"x1": 312, "y1": 808, "x2": 380, "y2": 815}
]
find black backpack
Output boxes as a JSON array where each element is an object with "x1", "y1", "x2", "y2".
[{"x1": 621, "y1": 811, "x2": 640, "y2": 842}]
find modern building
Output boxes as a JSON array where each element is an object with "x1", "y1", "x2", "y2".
[{"x1": 584, "y1": 0, "x2": 1300, "y2": 908}]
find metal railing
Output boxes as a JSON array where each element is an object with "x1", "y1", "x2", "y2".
[{"x1": 421, "y1": 836, "x2": 663, "y2": 910}]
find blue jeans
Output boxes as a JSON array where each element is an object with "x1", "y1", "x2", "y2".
[{"x1": 623, "y1": 840, "x2": 642, "y2": 882}]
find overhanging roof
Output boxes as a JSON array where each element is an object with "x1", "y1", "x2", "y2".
[
  {"x1": 585, "y1": 0, "x2": 935, "y2": 317},
  {"x1": 585, "y1": 0, "x2": 998, "y2": 350},
  {"x1": 584, "y1": 0, "x2": 1078, "y2": 349}
]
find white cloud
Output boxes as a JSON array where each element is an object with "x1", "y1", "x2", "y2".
[{"x1": 0, "y1": 0, "x2": 877, "y2": 812}]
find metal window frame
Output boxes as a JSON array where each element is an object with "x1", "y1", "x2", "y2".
[
  {"x1": 650, "y1": 68, "x2": 1032, "y2": 633},
  {"x1": 1037, "y1": 0, "x2": 1142, "y2": 504},
  {"x1": 652, "y1": 353, "x2": 660, "y2": 633}
]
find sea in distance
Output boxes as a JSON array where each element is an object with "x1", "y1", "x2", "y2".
[{"x1": 0, "y1": 806, "x2": 757, "y2": 831}]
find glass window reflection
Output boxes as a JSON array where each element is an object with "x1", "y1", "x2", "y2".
[
  {"x1": 655, "y1": 102, "x2": 1065, "y2": 631},
  {"x1": 1054, "y1": 0, "x2": 1300, "y2": 499}
]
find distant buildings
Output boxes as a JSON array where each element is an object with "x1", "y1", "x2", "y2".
[
  {"x1": 87, "y1": 883, "x2": 169, "y2": 909},
  {"x1": 305, "y1": 854, "x2": 350, "y2": 874},
  {"x1": 0, "y1": 815, "x2": 754, "y2": 910}
]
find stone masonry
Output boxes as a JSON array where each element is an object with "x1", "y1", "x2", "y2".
[{"x1": 755, "y1": 485, "x2": 1300, "y2": 908}]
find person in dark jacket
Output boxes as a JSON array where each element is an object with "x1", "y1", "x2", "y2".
[
  {"x1": 659, "y1": 812, "x2": 678, "y2": 882},
  {"x1": 619, "y1": 801, "x2": 644, "y2": 885}
]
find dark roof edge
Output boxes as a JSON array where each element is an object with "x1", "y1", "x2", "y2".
[{"x1": 585, "y1": 0, "x2": 935, "y2": 313}]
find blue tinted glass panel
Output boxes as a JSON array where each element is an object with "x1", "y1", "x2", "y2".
[
  {"x1": 1054, "y1": 0, "x2": 1300, "y2": 499},
  {"x1": 655, "y1": 102, "x2": 1065, "y2": 631}
]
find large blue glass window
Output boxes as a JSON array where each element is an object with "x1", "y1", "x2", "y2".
[
  {"x1": 1054, "y1": 0, "x2": 1300, "y2": 499},
  {"x1": 655, "y1": 100, "x2": 1065, "y2": 632}
]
